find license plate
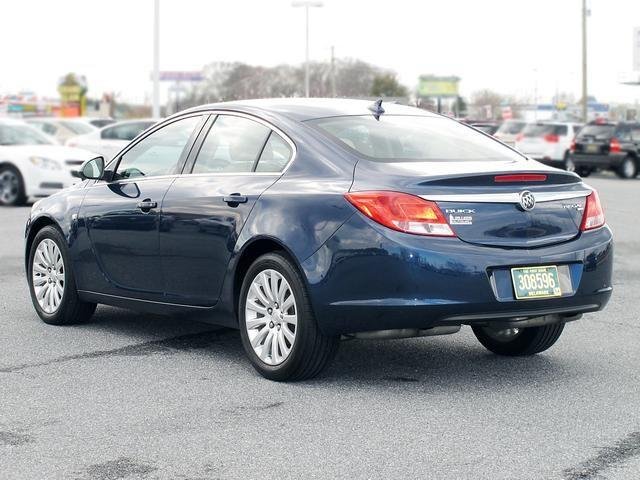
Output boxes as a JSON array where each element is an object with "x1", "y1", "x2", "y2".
[
  {"x1": 585, "y1": 144, "x2": 599, "y2": 153},
  {"x1": 511, "y1": 266, "x2": 562, "y2": 300}
]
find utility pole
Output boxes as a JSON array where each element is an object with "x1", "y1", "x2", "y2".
[
  {"x1": 581, "y1": 0, "x2": 588, "y2": 122},
  {"x1": 152, "y1": 0, "x2": 160, "y2": 118},
  {"x1": 292, "y1": 1, "x2": 323, "y2": 97},
  {"x1": 330, "y1": 45, "x2": 336, "y2": 97}
]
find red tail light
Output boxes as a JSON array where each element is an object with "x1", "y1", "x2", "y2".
[
  {"x1": 543, "y1": 133, "x2": 559, "y2": 143},
  {"x1": 515, "y1": 133, "x2": 524, "y2": 142},
  {"x1": 345, "y1": 191, "x2": 456, "y2": 237},
  {"x1": 580, "y1": 191, "x2": 605, "y2": 231},
  {"x1": 609, "y1": 138, "x2": 621, "y2": 153},
  {"x1": 570, "y1": 139, "x2": 576, "y2": 153}
]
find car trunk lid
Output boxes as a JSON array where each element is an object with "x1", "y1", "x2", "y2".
[{"x1": 351, "y1": 160, "x2": 590, "y2": 248}]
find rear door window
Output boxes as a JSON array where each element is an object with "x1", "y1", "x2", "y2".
[
  {"x1": 255, "y1": 132, "x2": 292, "y2": 172},
  {"x1": 192, "y1": 115, "x2": 271, "y2": 174}
]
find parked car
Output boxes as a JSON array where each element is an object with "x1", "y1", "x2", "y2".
[
  {"x1": 515, "y1": 122, "x2": 582, "y2": 170},
  {"x1": 82, "y1": 117, "x2": 116, "y2": 129},
  {"x1": 568, "y1": 121, "x2": 640, "y2": 178},
  {"x1": 66, "y1": 119, "x2": 158, "y2": 160},
  {"x1": 27, "y1": 118, "x2": 96, "y2": 143},
  {"x1": 25, "y1": 99, "x2": 612, "y2": 381},
  {"x1": 494, "y1": 120, "x2": 527, "y2": 147},
  {"x1": 470, "y1": 123, "x2": 499, "y2": 136},
  {"x1": 0, "y1": 118, "x2": 94, "y2": 205}
]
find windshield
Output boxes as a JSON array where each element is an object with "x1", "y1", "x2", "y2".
[
  {"x1": 60, "y1": 120, "x2": 94, "y2": 134},
  {"x1": 308, "y1": 115, "x2": 525, "y2": 162},
  {"x1": 0, "y1": 124, "x2": 54, "y2": 146},
  {"x1": 577, "y1": 125, "x2": 615, "y2": 141},
  {"x1": 496, "y1": 121, "x2": 526, "y2": 135}
]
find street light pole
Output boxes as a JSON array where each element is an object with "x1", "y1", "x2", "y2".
[
  {"x1": 152, "y1": 0, "x2": 160, "y2": 118},
  {"x1": 292, "y1": 1, "x2": 323, "y2": 97},
  {"x1": 581, "y1": 0, "x2": 588, "y2": 122}
]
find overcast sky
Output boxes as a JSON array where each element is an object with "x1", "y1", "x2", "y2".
[{"x1": 2, "y1": 0, "x2": 639, "y2": 105}]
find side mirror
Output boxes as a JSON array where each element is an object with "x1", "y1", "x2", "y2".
[{"x1": 73, "y1": 156, "x2": 105, "y2": 180}]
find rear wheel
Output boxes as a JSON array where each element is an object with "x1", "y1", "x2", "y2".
[
  {"x1": 472, "y1": 323, "x2": 565, "y2": 356},
  {"x1": 616, "y1": 156, "x2": 637, "y2": 179},
  {"x1": 238, "y1": 252, "x2": 339, "y2": 381},
  {"x1": 28, "y1": 226, "x2": 96, "y2": 325},
  {"x1": 563, "y1": 153, "x2": 575, "y2": 172},
  {"x1": 0, "y1": 165, "x2": 26, "y2": 206}
]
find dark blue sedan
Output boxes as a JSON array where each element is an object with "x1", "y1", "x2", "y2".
[{"x1": 24, "y1": 99, "x2": 613, "y2": 380}]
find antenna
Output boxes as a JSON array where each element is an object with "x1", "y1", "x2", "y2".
[{"x1": 368, "y1": 98, "x2": 385, "y2": 120}]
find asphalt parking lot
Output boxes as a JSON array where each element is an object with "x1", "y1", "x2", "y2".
[{"x1": 1, "y1": 174, "x2": 639, "y2": 480}]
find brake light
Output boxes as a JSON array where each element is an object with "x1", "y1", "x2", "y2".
[
  {"x1": 543, "y1": 133, "x2": 559, "y2": 143},
  {"x1": 570, "y1": 139, "x2": 576, "y2": 153},
  {"x1": 580, "y1": 191, "x2": 605, "y2": 231},
  {"x1": 494, "y1": 174, "x2": 547, "y2": 183},
  {"x1": 609, "y1": 138, "x2": 621, "y2": 153},
  {"x1": 345, "y1": 191, "x2": 456, "y2": 237}
]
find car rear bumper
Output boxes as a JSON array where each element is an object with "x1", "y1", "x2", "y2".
[
  {"x1": 570, "y1": 153, "x2": 625, "y2": 169},
  {"x1": 302, "y1": 213, "x2": 613, "y2": 336}
]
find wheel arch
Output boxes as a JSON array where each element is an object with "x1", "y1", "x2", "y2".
[
  {"x1": 25, "y1": 215, "x2": 63, "y2": 271},
  {"x1": 0, "y1": 160, "x2": 28, "y2": 198},
  {"x1": 231, "y1": 236, "x2": 305, "y2": 321}
]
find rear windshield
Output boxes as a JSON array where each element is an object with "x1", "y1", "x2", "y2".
[
  {"x1": 308, "y1": 115, "x2": 525, "y2": 162},
  {"x1": 523, "y1": 124, "x2": 568, "y2": 137},
  {"x1": 496, "y1": 121, "x2": 526, "y2": 135},
  {"x1": 577, "y1": 125, "x2": 615, "y2": 140}
]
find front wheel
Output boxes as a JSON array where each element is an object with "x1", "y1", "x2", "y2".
[
  {"x1": 472, "y1": 323, "x2": 565, "y2": 356},
  {"x1": 238, "y1": 252, "x2": 339, "y2": 381},
  {"x1": 28, "y1": 226, "x2": 97, "y2": 325},
  {"x1": 0, "y1": 165, "x2": 26, "y2": 206}
]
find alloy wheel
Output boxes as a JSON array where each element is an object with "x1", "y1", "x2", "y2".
[
  {"x1": 0, "y1": 170, "x2": 19, "y2": 204},
  {"x1": 32, "y1": 239, "x2": 66, "y2": 314},
  {"x1": 244, "y1": 269, "x2": 297, "y2": 365}
]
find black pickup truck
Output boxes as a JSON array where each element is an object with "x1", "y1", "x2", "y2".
[{"x1": 569, "y1": 121, "x2": 640, "y2": 178}]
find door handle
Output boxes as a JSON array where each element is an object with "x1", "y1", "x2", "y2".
[
  {"x1": 137, "y1": 199, "x2": 157, "y2": 211},
  {"x1": 223, "y1": 194, "x2": 248, "y2": 205}
]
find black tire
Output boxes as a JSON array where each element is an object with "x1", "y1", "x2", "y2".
[
  {"x1": 616, "y1": 156, "x2": 637, "y2": 179},
  {"x1": 0, "y1": 165, "x2": 26, "y2": 206},
  {"x1": 238, "y1": 252, "x2": 339, "y2": 381},
  {"x1": 472, "y1": 323, "x2": 565, "y2": 356},
  {"x1": 27, "y1": 226, "x2": 96, "y2": 325},
  {"x1": 575, "y1": 167, "x2": 592, "y2": 177}
]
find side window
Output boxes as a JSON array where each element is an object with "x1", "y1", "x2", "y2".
[
  {"x1": 616, "y1": 127, "x2": 632, "y2": 142},
  {"x1": 255, "y1": 132, "x2": 293, "y2": 172},
  {"x1": 192, "y1": 115, "x2": 270, "y2": 174},
  {"x1": 115, "y1": 116, "x2": 201, "y2": 180}
]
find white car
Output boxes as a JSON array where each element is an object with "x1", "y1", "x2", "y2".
[
  {"x1": 66, "y1": 119, "x2": 158, "y2": 160},
  {"x1": 494, "y1": 120, "x2": 527, "y2": 147},
  {"x1": 0, "y1": 118, "x2": 94, "y2": 206},
  {"x1": 26, "y1": 118, "x2": 97, "y2": 143},
  {"x1": 515, "y1": 122, "x2": 583, "y2": 170}
]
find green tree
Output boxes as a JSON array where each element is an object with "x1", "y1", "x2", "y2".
[{"x1": 370, "y1": 73, "x2": 408, "y2": 97}]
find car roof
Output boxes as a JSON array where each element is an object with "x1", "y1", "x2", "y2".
[{"x1": 182, "y1": 98, "x2": 438, "y2": 122}]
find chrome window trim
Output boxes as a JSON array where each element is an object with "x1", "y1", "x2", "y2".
[{"x1": 421, "y1": 190, "x2": 592, "y2": 204}]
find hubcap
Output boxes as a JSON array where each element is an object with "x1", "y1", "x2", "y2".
[
  {"x1": 623, "y1": 160, "x2": 635, "y2": 178},
  {"x1": 0, "y1": 170, "x2": 19, "y2": 204},
  {"x1": 244, "y1": 269, "x2": 297, "y2": 365},
  {"x1": 32, "y1": 239, "x2": 65, "y2": 314},
  {"x1": 482, "y1": 327, "x2": 521, "y2": 342}
]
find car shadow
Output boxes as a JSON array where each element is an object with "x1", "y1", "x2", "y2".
[{"x1": 75, "y1": 306, "x2": 582, "y2": 391}]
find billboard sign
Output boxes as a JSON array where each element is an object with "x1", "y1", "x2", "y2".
[
  {"x1": 418, "y1": 75, "x2": 460, "y2": 98},
  {"x1": 159, "y1": 71, "x2": 204, "y2": 82}
]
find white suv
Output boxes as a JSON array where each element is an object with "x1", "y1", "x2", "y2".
[{"x1": 515, "y1": 122, "x2": 583, "y2": 170}]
